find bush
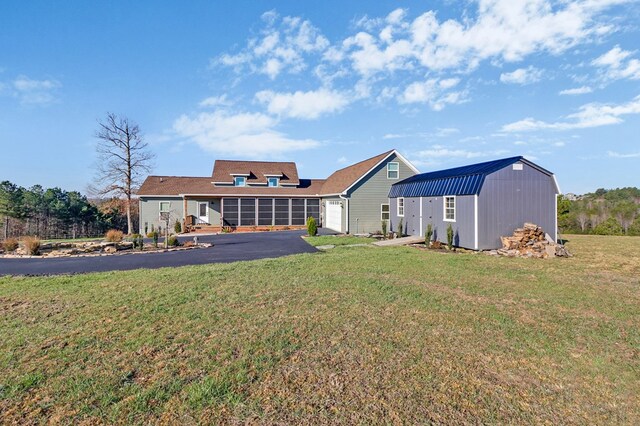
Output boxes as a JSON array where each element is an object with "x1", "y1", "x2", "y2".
[
  {"x1": 21, "y1": 236, "x2": 41, "y2": 255},
  {"x1": 2, "y1": 238, "x2": 19, "y2": 252},
  {"x1": 425, "y1": 223, "x2": 433, "y2": 246},
  {"x1": 306, "y1": 216, "x2": 317, "y2": 236},
  {"x1": 151, "y1": 231, "x2": 159, "y2": 247},
  {"x1": 396, "y1": 218, "x2": 403, "y2": 238},
  {"x1": 105, "y1": 229, "x2": 124, "y2": 242},
  {"x1": 446, "y1": 223, "x2": 454, "y2": 250},
  {"x1": 129, "y1": 233, "x2": 142, "y2": 249},
  {"x1": 381, "y1": 220, "x2": 387, "y2": 240},
  {"x1": 167, "y1": 235, "x2": 180, "y2": 247},
  {"x1": 174, "y1": 219, "x2": 182, "y2": 234},
  {"x1": 593, "y1": 217, "x2": 623, "y2": 235}
]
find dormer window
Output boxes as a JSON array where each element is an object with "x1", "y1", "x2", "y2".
[
  {"x1": 267, "y1": 177, "x2": 279, "y2": 187},
  {"x1": 234, "y1": 176, "x2": 246, "y2": 187}
]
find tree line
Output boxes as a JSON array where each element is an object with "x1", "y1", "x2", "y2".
[
  {"x1": 558, "y1": 187, "x2": 640, "y2": 236},
  {"x1": 0, "y1": 181, "x2": 138, "y2": 240}
]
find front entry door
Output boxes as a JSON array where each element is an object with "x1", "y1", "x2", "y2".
[{"x1": 198, "y1": 202, "x2": 209, "y2": 224}]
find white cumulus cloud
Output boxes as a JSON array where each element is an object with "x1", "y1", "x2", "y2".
[
  {"x1": 255, "y1": 88, "x2": 350, "y2": 119},
  {"x1": 559, "y1": 86, "x2": 593, "y2": 95},
  {"x1": 500, "y1": 66, "x2": 543, "y2": 85},
  {"x1": 592, "y1": 45, "x2": 640, "y2": 81},
  {"x1": 12, "y1": 75, "x2": 61, "y2": 105}
]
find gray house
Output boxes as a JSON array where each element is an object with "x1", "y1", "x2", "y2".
[
  {"x1": 137, "y1": 149, "x2": 418, "y2": 235},
  {"x1": 388, "y1": 156, "x2": 560, "y2": 250}
]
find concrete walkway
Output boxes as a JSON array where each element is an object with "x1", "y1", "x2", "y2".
[{"x1": 373, "y1": 236, "x2": 425, "y2": 246}]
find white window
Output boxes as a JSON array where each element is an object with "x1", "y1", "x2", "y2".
[
  {"x1": 381, "y1": 203, "x2": 390, "y2": 220},
  {"x1": 234, "y1": 176, "x2": 246, "y2": 187},
  {"x1": 444, "y1": 196, "x2": 456, "y2": 222},
  {"x1": 397, "y1": 197, "x2": 404, "y2": 217},
  {"x1": 387, "y1": 162, "x2": 399, "y2": 179},
  {"x1": 267, "y1": 177, "x2": 279, "y2": 187},
  {"x1": 159, "y1": 201, "x2": 170, "y2": 212}
]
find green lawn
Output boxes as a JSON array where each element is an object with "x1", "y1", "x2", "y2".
[
  {"x1": 303, "y1": 234, "x2": 377, "y2": 246},
  {"x1": 1, "y1": 235, "x2": 638, "y2": 423}
]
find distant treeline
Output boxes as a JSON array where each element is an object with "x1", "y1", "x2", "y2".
[
  {"x1": 558, "y1": 187, "x2": 640, "y2": 236},
  {"x1": 0, "y1": 181, "x2": 138, "y2": 240}
]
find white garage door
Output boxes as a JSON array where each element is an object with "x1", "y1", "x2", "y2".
[{"x1": 325, "y1": 200, "x2": 342, "y2": 232}]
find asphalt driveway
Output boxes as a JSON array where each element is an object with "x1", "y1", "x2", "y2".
[{"x1": 0, "y1": 230, "x2": 326, "y2": 276}]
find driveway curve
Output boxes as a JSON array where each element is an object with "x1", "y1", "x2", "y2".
[{"x1": 0, "y1": 230, "x2": 322, "y2": 276}]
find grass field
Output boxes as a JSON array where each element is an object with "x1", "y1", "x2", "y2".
[
  {"x1": 304, "y1": 235, "x2": 377, "y2": 246},
  {"x1": 1, "y1": 235, "x2": 638, "y2": 424}
]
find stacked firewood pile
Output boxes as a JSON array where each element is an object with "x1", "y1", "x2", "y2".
[{"x1": 492, "y1": 223, "x2": 571, "y2": 258}]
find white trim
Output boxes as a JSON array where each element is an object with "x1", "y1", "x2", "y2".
[
  {"x1": 230, "y1": 173, "x2": 250, "y2": 176},
  {"x1": 387, "y1": 162, "x2": 399, "y2": 179},
  {"x1": 443, "y1": 195, "x2": 456, "y2": 222},
  {"x1": 381, "y1": 203, "x2": 390, "y2": 221},
  {"x1": 397, "y1": 197, "x2": 404, "y2": 217},
  {"x1": 552, "y1": 174, "x2": 562, "y2": 195},
  {"x1": 263, "y1": 173, "x2": 283, "y2": 177},
  {"x1": 267, "y1": 177, "x2": 280, "y2": 187},
  {"x1": 474, "y1": 194, "x2": 478, "y2": 250},
  {"x1": 555, "y1": 194, "x2": 558, "y2": 243},
  {"x1": 159, "y1": 201, "x2": 171, "y2": 212},
  {"x1": 234, "y1": 176, "x2": 247, "y2": 187},
  {"x1": 340, "y1": 149, "x2": 420, "y2": 195},
  {"x1": 419, "y1": 197, "x2": 423, "y2": 236}
]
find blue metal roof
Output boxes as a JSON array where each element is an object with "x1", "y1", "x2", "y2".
[{"x1": 389, "y1": 156, "x2": 552, "y2": 198}]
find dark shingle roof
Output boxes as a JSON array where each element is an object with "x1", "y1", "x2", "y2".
[
  {"x1": 389, "y1": 156, "x2": 553, "y2": 198},
  {"x1": 212, "y1": 160, "x2": 299, "y2": 185}
]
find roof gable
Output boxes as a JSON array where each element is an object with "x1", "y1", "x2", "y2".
[
  {"x1": 212, "y1": 160, "x2": 300, "y2": 185},
  {"x1": 321, "y1": 149, "x2": 418, "y2": 195},
  {"x1": 389, "y1": 156, "x2": 557, "y2": 198}
]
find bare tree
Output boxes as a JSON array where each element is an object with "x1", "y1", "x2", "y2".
[{"x1": 92, "y1": 113, "x2": 154, "y2": 234}]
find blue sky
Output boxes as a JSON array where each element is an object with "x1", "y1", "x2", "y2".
[{"x1": 1, "y1": 0, "x2": 639, "y2": 195}]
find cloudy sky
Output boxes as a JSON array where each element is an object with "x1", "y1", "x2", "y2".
[{"x1": 1, "y1": 0, "x2": 639, "y2": 194}]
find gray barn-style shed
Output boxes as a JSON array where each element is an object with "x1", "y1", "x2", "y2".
[{"x1": 388, "y1": 156, "x2": 560, "y2": 250}]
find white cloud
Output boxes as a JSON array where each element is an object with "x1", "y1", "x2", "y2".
[
  {"x1": 500, "y1": 66, "x2": 543, "y2": 85},
  {"x1": 199, "y1": 94, "x2": 231, "y2": 107},
  {"x1": 607, "y1": 150, "x2": 640, "y2": 158},
  {"x1": 414, "y1": 145, "x2": 509, "y2": 162},
  {"x1": 12, "y1": 75, "x2": 61, "y2": 105},
  {"x1": 592, "y1": 45, "x2": 640, "y2": 81},
  {"x1": 559, "y1": 86, "x2": 592, "y2": 95},
  {"x1": 173, "y1": 110, "x2": 319, "y2": 157},
  {"x1": 502, "y1": 94, "x2": 640, "y2": 132},
  {"x1": 337, "y1": 156, "x2": 348, "y2": 164},
  {"x1": 216, "y1": 12, "x2": 329, "y2": 79},
  {"x1": 255, "y1": 88, "x2": 350, "y2": 120},
  {"x1": 398, "y1": 78, "x2": 467, "y2": 110}
]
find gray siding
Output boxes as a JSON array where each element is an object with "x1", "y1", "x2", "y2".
[
  {"x1": 478, "y1": 162, "x2": 557, "y2": 249},
  {"x1": 346, "y1": 153, "x2": 416, "y2": 234},
  {"x1": 139, "y1": 197, "x2": 221, "y2": 233},
  {"x1": 391, "y1": 195, "x2": 476, "y2": 248}
]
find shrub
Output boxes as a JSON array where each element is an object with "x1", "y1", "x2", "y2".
[
  {"x1": 105, "y1": 229, "x2": 124, "y2": 242},
  {"x1": 144, "y1": 222, "x2": 149, "y2": 235},
  {"x1": 425, "y1": 223, "x2": 433, "y2": 246},
  {"x1": 2, "y1": 238, "x2": 19, "y2": 252},
  {"x1": 174, "y1": 219, "x2": 182, "y2": 234},
  {"x1": 396, "y1": 218, "x2": 403, "y2": 238},
  {"x1": 381, "y1": 220, "x2": 387, "y2": 240},
  {"x1": 593, "y1": 217, "x2": 623, "y2": 235},
  {"x1": 306, "y1": 216, "x2": 317, "y2": 236},
  {"x1": 151, "y1": 231, "x2": 159, "y2": 247},
  {"x1": 146, "y1": 232, "x2": 155, "y2": 238},
  {"x1": 167, "y1": 235, "x2": 180, "y2": 247},
  {"x1": 446, "y1": 223, "x2": 454, "y2": 250},
  {"x1": 21, "y1": 236, "x2": 41, "y2": 255},
  {"x1": 129, "y1": 233, "x2": 142, "y2": 249}
]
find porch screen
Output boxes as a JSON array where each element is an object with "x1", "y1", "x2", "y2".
[
  {"x1": 258, "y1": 198, "x2": 273, "y2": 226},
  {"x1": 222, "y1": 198, "x2": 238, "y2": 226},
  {"x1": 291, "y1": 199, "x2": 305, "y2": 225},
  {"x1": 306, "y1": 199, "x2": 320, "y2": 225},
  {"x1": 240, "y1": 198, "x2": 256, "y2": 226},
  {"x1": 274, "y1": 199, "x2": 290, "y2": 226}
]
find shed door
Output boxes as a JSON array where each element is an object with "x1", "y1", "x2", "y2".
[{"x1": 325, "y1": 201, "x2": 342, "y2": 232}]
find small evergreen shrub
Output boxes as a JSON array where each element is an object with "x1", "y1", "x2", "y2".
[
  {"x1": 2, "y1": 238, "x2": 19, "y2": 252},
  {"x1": 105, "y1": 229, "x2": 124, "y2": 242},
  {"x1": 446, "y1": 223, "x2": 454, "y2": 250},
  {"x1": 306, "y1": 216, "x2": 317, "y2": 236},
  {"x1": 397, "y1": 218, "x2": 403, "y2": 238},
  {"x1": 167, "y1": 235, "x2": 180, "y2": 247},
  {"x1": 150, "y1": 224, "x2": 155, "y2": 233},
  {"x1": 130, "y1": 233, "x2": 142, "y2": 249},
  {"x1": 144, "y1": 222, "x2": 148, "y2": 235},
  {"x1": 152, "y1": 231, "x2": 159, "y2": 247},
  {"x1": 174, "y1": 219, "x2": 182, "y2": 234},
  {"x1": 425, "y1": 223, "x2": 433, "y2": 246},
  {"x1": 381, "y1": 220, "x2": 387, "y2": 240},
  {"x1": 21, "y1": 236, "x2": 41, "y2": 255}
]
